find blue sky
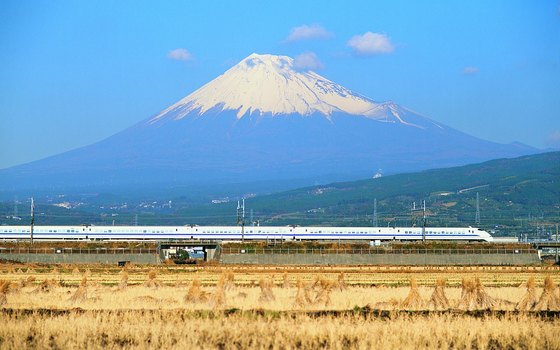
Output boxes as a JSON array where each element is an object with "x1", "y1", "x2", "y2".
[{"x1": 1, "y1": 0, "x2": 559, "y2": 169}]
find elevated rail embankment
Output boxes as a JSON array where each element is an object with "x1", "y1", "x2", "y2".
[
  {"x1": 0, "y1": 247, "x2": 159, "y2": 264},
  {"x1": 220, "y1": 247, "x2": 540, "y2": 265}
]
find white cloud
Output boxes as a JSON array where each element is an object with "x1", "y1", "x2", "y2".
[
  {"x1": 347, "y1": 32, "x2": 395, "y2": 55},
  {"x1": 293, "y1": 52, "x2": 324, "y2": 70},
  {"x1": 167, "y1": 48, "x2": 193, "y2": 61},
  {"x1": 463, "y1": 66, "x2": 479, "y2": 75},
  {"x1": 285, "y1": 24, "x2": 332, "y2": 42},
  {"x1": 546, "y1": 130, "x2": 560, "y2": 148}
]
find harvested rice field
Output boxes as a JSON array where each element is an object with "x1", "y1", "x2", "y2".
[{"x1": 0, "y1": 263, "x2": 559, "y2": 349}]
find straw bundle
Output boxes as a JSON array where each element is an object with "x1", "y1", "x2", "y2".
[
  {"x1": 217, "y1": 271, "x2": 235, "y2": 291},
  {"x1": 19, "y1": 276, "x2": 36, "y2": 288},
  {"x1": 456, "y1": 278, "x2": 477, "y2": 311},
  {"x1": 456, "y1": 278, "x2": 495, "y2": 310},
  {"x1": 118, "y1": 271, "x2": 129, "y2": 290},
  {"x1": 69, "y1": 276, "x2": 88, "y2": 303},
  {"x1": 72, "y1": 267, "x2": 80, "y2": 275},
  {"x1": 314, "y1": 279, "x2": 334, "y2": 306},
  {"x1": 516, "y1": 277, "x2": 538, "y2": 311},
  {"x1": 224, "y1": 270, "x2": 235, "y2": 290},
  {"x1": 282, "y1": 272, "x2": 290, "y2": 289},
  {"x1": 0, "y1": 280, "x2": 9, "y2": 306},
  {"x1": 400, "y1": 278, "x2": 425, "y2": 310},
  {"x1": 294, "y1": 279, "x2": 313, "y2": 307},
  {"x1": 533, "y1": 276, "x2": 560, "y2": 311},
  {"x1": 143, "y1": 270, "x2": 162, "y2": 288},
  {"x1": 258, "y1": 277, "x2": 275, "y2": 303},
  {"x1": 209, "y1": 279, "x2": 226, "y2": 309},
  {"x1": 337, "y1": 271, "x2": 348, "y2": 291},
  {"x1": 427, "y1": 279, "x2": 450, "y2": 310},
  {"x1": 33, "y1": 279, "x2": 58, "y2": 293},
  {"x1": 474, "y1": 278, "x2": 496, "y2": 309},
  {"x1": 184, "y1": 278, "x2": 209, "y2": 303}
]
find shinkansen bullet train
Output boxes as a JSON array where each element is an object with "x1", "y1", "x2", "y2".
[{"x1": 0, "y1": 225, "x2": 493, "y2": 242}]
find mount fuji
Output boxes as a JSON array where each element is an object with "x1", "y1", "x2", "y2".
[{"x1": 1, "y1": 53, "x2": 536, "y2": 192}]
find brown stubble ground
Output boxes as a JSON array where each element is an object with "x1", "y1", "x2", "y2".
[{"x1": 0, "y1": 263, "x2": 559, "y2": 349}]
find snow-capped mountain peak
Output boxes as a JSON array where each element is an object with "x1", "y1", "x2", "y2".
[{"x1": 149, "y1": 53, "x2": 421, "y2": 125}]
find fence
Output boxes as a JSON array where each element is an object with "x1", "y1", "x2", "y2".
[
  {"x1": 221, "y1": 247, "x2": 537, "y2": 255},
  {"x1": 0, "y1": 247, "x2": 158, "y2": 255}
]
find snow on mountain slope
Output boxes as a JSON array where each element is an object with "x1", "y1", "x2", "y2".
[
  {"x1": 0, "y1": 52, "x2": 537, "y2": 192},
  {"x1": 149, "y1": 53, "x2": 433, "y2": 128}
]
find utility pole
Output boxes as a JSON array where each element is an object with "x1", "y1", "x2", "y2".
[
  {"x1": 556, "y1": 224, "x2": 560, "y2": 264},
  {"x1": 422, "y1": 200, "x2": 426, "y2": 243},
  {"x1": 30, "y1": 198, "x2": 35, "y2": 244},
  {"x1": 237, "y1": 199, "x2": 245, "y2": 242},
  {"x1": 411, "y1": 202, "x2": 416, "y2": 226},
  {"x1": 411, "y1": 200, "x2": 427, "y2": 242},
  {"x1": 475, "y1": 192, "x2": 481, "y2": 225}
]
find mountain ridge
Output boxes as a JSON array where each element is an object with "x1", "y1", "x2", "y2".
[{"x1": 0, "y1": 53, "x2": 538, "y2": 192}]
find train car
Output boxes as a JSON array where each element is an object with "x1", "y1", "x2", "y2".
[{"x1": 0, "y1": 225, "x2": 493, "y2": 242}]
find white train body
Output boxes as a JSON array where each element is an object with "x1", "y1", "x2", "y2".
[{"x1": 0, "y1": 225, "x2": 493, "y2": 242}]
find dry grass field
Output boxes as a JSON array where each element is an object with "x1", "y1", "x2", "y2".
[{"x1": 0, "y1": 263, "x2": 559, "y2": 349}]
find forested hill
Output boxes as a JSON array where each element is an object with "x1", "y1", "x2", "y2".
[{"x1": 188, "y1": 151, "x2": 558, "y2": 236}]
